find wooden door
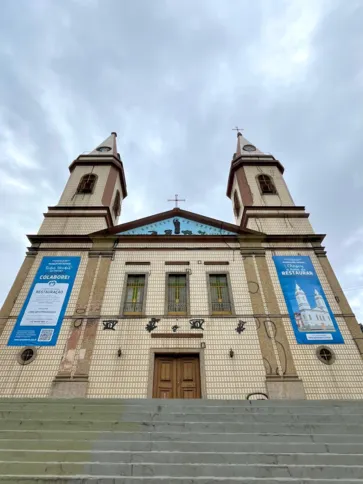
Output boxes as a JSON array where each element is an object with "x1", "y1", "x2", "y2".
[{"x1": 153, "y1": 355, "x2": 201, "y2": 399}]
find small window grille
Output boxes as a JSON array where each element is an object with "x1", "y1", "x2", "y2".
[
  {"x1": 113, "y1": 190, "x2": 121, "y2": 217},
  {"x1": 233, "y1": 191, "x2": 241, "y2": 217},
  {"x1": 77, "y1": 174, "x2": 97, "y2": 194},
  {"x1": 209, "y1": 274, "x2": 232, "y2": 314},
  {"x1": 123, "y1": 275, "x2": 145, "y2": 315},
  {"x1": 17, "y1": 347, "x2": 37, "y2": 365},
  {"x1": 167, "y1": 274, "x2": 187, "y2": 315},
  {"x1": 258, "y1": 174, "x2": 277, "y2": 195},
  {"x1": 317, "y1": 346, "x2": 335, "y2": 365}
]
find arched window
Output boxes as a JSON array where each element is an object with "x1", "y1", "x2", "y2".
[
  {"x1": 77, "y1": 173, "x2": 97, "y2": 194},
  {"x1": 112, "y1": 190, "x2": 121, "y2": 217},
  {"x1": 258, "y1": 174, "x2": 277, "y2": 195},
  {"x1": 233, "y1": 191, "x2": 241, "y2": 217}
]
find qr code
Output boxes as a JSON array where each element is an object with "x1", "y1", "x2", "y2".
[{"x1": 38, "y1": 329, "x2": 54, "y2": 342}]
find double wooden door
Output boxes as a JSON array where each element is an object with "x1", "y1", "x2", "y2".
[{"x1": 153, "y1": 354, "x2": 201, "y2": 399}]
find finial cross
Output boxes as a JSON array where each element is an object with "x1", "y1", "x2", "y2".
[
  {"x1": 168, "y1": 194, "x2": 186, "y2": 208},
  {"x1": 232, "y1": 126, "x2": 244, "y2": 134}
]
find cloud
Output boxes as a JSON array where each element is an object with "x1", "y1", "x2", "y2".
[{"x1": 0, "y1": 0, "x2": 362, "y2": 324}]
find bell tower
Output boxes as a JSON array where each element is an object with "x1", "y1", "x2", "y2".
[
  {"x1": 226, "y1": 131, "x2": 313, "y2": 235},
  {"x1": 38, "y1": 132, "x2": 127, "y2": 235}
]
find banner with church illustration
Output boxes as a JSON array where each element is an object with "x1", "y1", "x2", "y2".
[
  {"x1": 273, "y1": 256, "x2": 344, "y2": 345},
  {"x1": 8, "y1": 256, "x2": 81, "y2": 347}
]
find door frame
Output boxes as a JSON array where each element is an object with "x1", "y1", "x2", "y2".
[{"x1": 148, "y1": 348, "x2": 207, "y2": 398}]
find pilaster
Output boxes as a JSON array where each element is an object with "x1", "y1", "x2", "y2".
[
  {"x1": 0, "y1": 253, "x2": 37, "y2": 338},
  {"x1": 318, "y1": 255, "x2": 363, "y2": 359}
]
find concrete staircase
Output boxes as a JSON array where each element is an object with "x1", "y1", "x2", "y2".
[{"x1": 0, "y1": 398, "x2": 362, "y2": 483}]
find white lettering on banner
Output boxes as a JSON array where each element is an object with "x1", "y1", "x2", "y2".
[
  {"x1": 39, "y1": 275, "x2": 70, "y2": 280},
  {"x1": 19, "y1": 283, "x2": 69, "y2": 327},
  {"x1": 306, "y1": 333, "x2": 333, "y2": 341}
]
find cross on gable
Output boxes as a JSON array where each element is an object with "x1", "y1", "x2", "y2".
[{"x1": 167, "y1": 194, "x2": 186, "y2": 208}]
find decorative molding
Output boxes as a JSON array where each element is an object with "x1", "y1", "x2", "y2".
[
  {"x1": 204, "y1": 261, "x2": 229, "y2": 265},
  {"x1": 151, "y1": 333, "x2": 204, "y2": 339},
  {"x1": 125, "y1": 261, "x2": 151, "y2": 265},
  {"x1": 165, "y1": 261, "x2": 190, "y2": 265}
]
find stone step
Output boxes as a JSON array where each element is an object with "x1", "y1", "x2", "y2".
[
  {"x1": 0, "y1": 450, "x2": 362, "y2": 466},
  {"x1": 0, "y1": 462, "x2": 363, "y2": 479},
  {"x1": 2, "y1": 410, "x2": 362, "y2": 424},
  {"x1": 1, "y1": 479, "x2": 363, "y2": 484},
  {"x1": 1, "y1": 403, "x2": 363, "y2": 415},
  {"x1": 1, "y1": 438, "x2": 362, "y2": 454},
  {"x1": 1, "y1": 418, "x2": 363, "y2": 435},
  {"x1": 6, "y1": 412, "x2": 357, "y2": 424},
  {"x1": 0, "y1": 397, "x2": 363, "y2": 408},
  {"x1": 1, "y1": 429, "x2": 363, "y2": 443}
]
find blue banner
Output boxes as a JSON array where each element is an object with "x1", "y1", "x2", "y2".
[
  {"x1": 273, "y1": 256, "x2": 344, "y2": 345},
  {"x1": 8, "y1": 256, "x2": 81, "y2": 347}
]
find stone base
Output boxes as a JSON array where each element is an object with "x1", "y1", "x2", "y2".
[
  {"x1": 266, "y1": 376, "x2": 306, "y2": 400},
  {"x1": 51, "y1": 376, "x2": 88, "y2": 398}
]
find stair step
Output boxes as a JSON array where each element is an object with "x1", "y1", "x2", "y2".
[
  {"x1": 1, "y1": 439, "x2": 362, "y2": 454},
  {"x1": 2, "y1": 410, "x2": 363, "y2": 424},
  {"x1": 1, "y1": 403, "x2": 363, "y2": 415},
  {"x1": 1, "y1": 418, "x2": 363, "y2": 434},
  {"x1": 1, "y1": 479, "x2": 363, "y2": 484},
  {"x1": 1, "y1": 430, "x2": 363, "y2": 443},
  {"x1": 0, "y1": 450, "x2": 361, "y2": 466},
  {"x1": 0, "y1": 462, "x2": 363, "y2": 478}
]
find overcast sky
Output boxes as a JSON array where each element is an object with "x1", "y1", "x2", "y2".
[{"x1": 0, "y1": 0, "x2": 363, "y2": 320}]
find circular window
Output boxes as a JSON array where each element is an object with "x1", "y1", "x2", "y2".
[
  {"x1": 316, "y1": 346, "x2": 335, "y2": 365},
  {"x1": 17, "y1": 347, "x2": 37, "y2": 366},
  {"x1": 243, "y1": 144, "x2": 256, "y2": 152},
  {"x1": 96, "y1": 146, "x2": 111, "y2": 152}
]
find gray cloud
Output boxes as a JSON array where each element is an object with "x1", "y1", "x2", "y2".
[{"x1": 0, "y1": 0, "x2": 362, "y2": 319}]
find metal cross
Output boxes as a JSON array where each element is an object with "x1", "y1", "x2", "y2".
[
  {"x1": 232, "y1": 126, "x2": 244, "y2": 134},
  {"x1": 168, "y1": 194, "x2": 186, "y2": 208}
]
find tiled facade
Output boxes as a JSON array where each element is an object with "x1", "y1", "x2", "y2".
[{"x1": 1, "y1": 131, "x2": 362, "y2": 400}]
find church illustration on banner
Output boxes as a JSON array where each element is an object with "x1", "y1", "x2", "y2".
[{"x1": 294, "y1": 284, "x2": 335, "y2": 332}]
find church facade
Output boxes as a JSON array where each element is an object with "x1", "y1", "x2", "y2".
[{"x1": 1, "y1": 131, "x2": 362, "y2": 400}]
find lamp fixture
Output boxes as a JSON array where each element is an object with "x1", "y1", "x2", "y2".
[
  {"x1": 117, "y1": 348, "x2": 122, "y2": 358},
  {"x1": 229, "y1": 349, "x2": 234, "y2": 358}
]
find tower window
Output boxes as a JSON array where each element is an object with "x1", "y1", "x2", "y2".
[
  {"x1": 77, "y1": 174, "x2": 97, "y2": 194},
  {"x1": 233, "y1": 191, "x2": 241, "y2": 218},
  {"x1": 113, "y1": 190, "x2": 121, "y2": 217},
  {"x1": 96, "y1": 146, "x2": 111, "y2": 152},
  {"x1": 258, "y1": 174, "x2": 277, "y2": 195}
]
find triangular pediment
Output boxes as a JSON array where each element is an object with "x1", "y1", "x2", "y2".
[
  {"x1": 117, "y1": 215, "x2": 236, "y2": 236},
  {"x1": 92, "y1": 208, "x2": 262, "y2": 237}
]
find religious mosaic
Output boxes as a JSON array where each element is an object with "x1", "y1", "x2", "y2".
[{"x1": 117, "y1": 217, "x2": 236, "y2": 236}]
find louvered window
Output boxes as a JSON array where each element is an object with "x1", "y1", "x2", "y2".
[
  {"x1": 113, "y1": 190, "x2": 121, "y2": 217},
  {"x1": 77, "y1": 174, "x2": 97, "y2": 194},
  {"x1": 123, "y1": 275, "x2": 145, "y2": 315},
  {"x1": 258, "y1": 174, "x2": 277, "y2": 195},
  {"x1": 167, "y1": 274, "x2": 187, "y2": 315},
  {"x1": 233, "y1": 191, "x2": 241, "y2": 217},
  {"x1": 209, "y1": 274, "x2": 232, "y2": 314}
]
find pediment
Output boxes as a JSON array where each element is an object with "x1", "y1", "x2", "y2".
[{"x1": 92, "y1": 208, "x2": 262, "y2": 237}]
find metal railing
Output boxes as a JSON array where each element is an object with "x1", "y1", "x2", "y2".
[
  {"x1": 211, "y1": 302, "x2": 232, "y2": 313},
  {"x1": 168, "y1": 302, "x2": 187, "y2": 314},
  {"x1": 123, "y1": 302, "x2": 143, "y2": 314}
]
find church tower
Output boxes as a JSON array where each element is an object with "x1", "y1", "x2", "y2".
[
  {"x1": 227, "y1": 131, "x2": 313, "y2": 235},
  {"x1": 38, "y1": 132, "x2": 127, "y2": 236},
  {"x1": 295, "y1": 284, "x2": 310, "y2": 311}
]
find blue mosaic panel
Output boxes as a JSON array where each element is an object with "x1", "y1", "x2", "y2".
[{"x1": 117, "y1": 217, "x2": 236, "y2": 236}]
